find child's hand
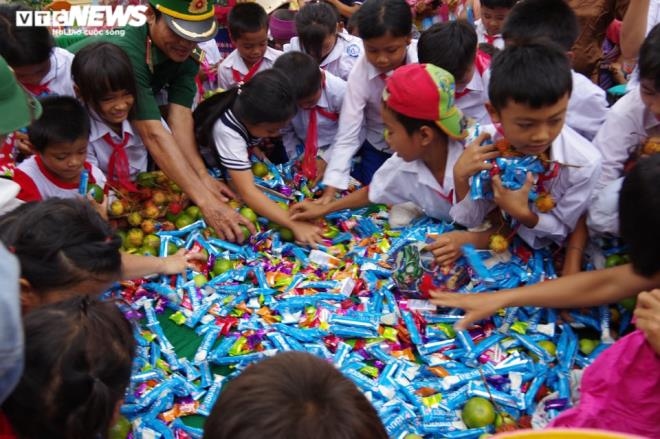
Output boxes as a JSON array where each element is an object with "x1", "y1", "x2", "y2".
[
  {"x1": 87, "y1": 193, "x2": 108, "y2": 221},
  {"x1": 453, "y1": 132, "x2": 497, "y2": 182},
  {"x1": 14, "y1": 131, "x2": 33, "y2": 156},
  {"x1": 290, "y1": 200, "x2": 329, "y2": 221},
  {"x1": 290, "y1": 220, "x2": 324, "y2": 246},
  {"x1": 425, "y1": 231, "x2": 469, "y2": 266},
  {"x1": 492, "y1": 172, "x2": 538, "y2": 227},
  {"x1": 634, "y1": 289, "x2": 660, "y2": 355},
  {"x1": 316, "y1": 186, "x2": 337, "y2": 205},
  {"x1": 311, "y1": 158, "x2": 327, "y2": 187},
  {"x1": 160, "y1": 249, "x2": 208, "y2": 276},
  {"x1": 429, "y1": 290, "x2": 507, "y2": 330}
]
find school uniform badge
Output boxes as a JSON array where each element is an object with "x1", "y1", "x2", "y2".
[{"x1": 346, "y1": 44, "x2": 360, "y2": 58}]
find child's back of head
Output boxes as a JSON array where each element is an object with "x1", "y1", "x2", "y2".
[
  {"x1": 0, "y1": 4, "x2": 53, "y2": 68},
  {"x1": 418, "y1": 21, "x2": 477, "y2": 86},
  {"x1": 228, "y1": 2, "x2": 269, "y2": 40},
  {"x1": 203, "y1": 351, "x2": 387, "y2": 439},
  {"x1": 488, "y1": 40, "x2": 572, "y2": 111},
  {"x1": 501, "y1": 0, "x2": 578, "y2": 52},
  {"x1": 0, "y1": 198, "x2": 122, "y2": 306},
  {"x1": 639, "y1": 23, "x2": 660, "y2": 90},
  {"x1": 480, "y1": 0, "x2": 518, "y2": 8},
  {"x1": 295, "y1": 2, "x2": 340, "y2": 61},
  {"x1": 2, "y1": 295, "x2": 135, "y2": 439},
  {"x1": 28, "y1": 96, "x2": 90, "y2": 153},
  {"x1": 273, "y1": 51, "x2": 322, "y2": 102},
  {"x1": 356, "y1": 0, "x2": 412, "y2": 41}
]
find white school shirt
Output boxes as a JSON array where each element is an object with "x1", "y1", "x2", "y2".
[
  {"x1": 322, "y1": 41, "x2": 418, "y2": 190},
  {"x1": 34, "y1": 47, "x2": 75, "y2": 97},
  {"x1": 567, "y1": 70, "x2": 608, "y2": 141},
  {"x1": 456, "y1": 66, "x2": 490, "y2": 125},
  {"x1": 475, "y1": 19, "x2": 505, "y2": 50},
  {"x1": 13, "y1": 155, "x2": 106, "y2": 202},
  {"x1": 87, "y1": 116, "x2": 148, "y2": 180},
  {"x1": 368, "y1": 139, "x2": 464, "y2": 221},
  {"x1": 283, "y1": 32, "x2": 363, "y2": 81},
  {"x1": 449, "y1": 124, "x2": 602, "y2": 248},
  {"x1": 591, "y1": 87, "x2": 660, "y2": 191},
  {"x1": 217, "y1": 47, "x2": 282, "y2": 90},
  {"x1": 212, "y1": 109, "x2": 260, "y2": 171},
  {"x1": 281, "y1": 70, "x2": 346, "y2": 159}
]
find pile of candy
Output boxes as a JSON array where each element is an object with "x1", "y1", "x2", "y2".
[{"x1": 104, "y1": 161, "x2": 634, "y2": 438}]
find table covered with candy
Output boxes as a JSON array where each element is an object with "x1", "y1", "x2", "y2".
[{"x1": 104, "y1": 160, "x2": 632, "y2": 439}]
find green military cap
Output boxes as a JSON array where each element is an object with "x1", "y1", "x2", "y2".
[
  {"x1": 150, "y1": 0, "x2": 218, "y2": 42},
  {"x1": 0, "y1": 56, "x2": 41, "y2": 135}
]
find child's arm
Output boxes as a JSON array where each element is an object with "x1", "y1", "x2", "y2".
[
  {"x1": 562, "y1": 214, "x2": 588, "y2": 276},
  {"x1": 290, "y1": 186, "x2": 371, "y2": 221},
  {"x1": 229, "y1": 168, "x2": 324, "y2": 245},
  {"x1": 453, "y1": 132, "x2": 497, "y2": 202},
  {"x1": 120, "y1": 249, "x2": 206, "y2": 279},
  {"x1": 634, "y1": 289, "x2": 660, "y2": 355},
  {"x1": 323, "y1": 0, "x2": 360, "y2": 17},
  {"x1": 620, "y1": 0, "x2": 651, "y2": 61},
  {"x1": 431, "y1": 265, "x2": 660, "y2": 330}
]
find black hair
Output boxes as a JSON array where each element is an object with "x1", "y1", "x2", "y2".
[
  {"x1": 501, "y1": 0, "x2": 578, "y2": 52},
  {"x1": 273, "y1": 51, "x2": 322, "y2": 101},
  {"x1": 639, "y1": 23, "x2": 660, "y2": 90},
  {"x1": 480, "y1": 0, "x2": 517, "y2": 9},
  {"x1": 418, "y1": 21, "x2": 477, "y2": 83},
  {"x1": 619, "y1": 154, "x2": 660, "y2": 277},
  {"x1": 228, "y1": 2, "x2": 269, "y2": 40},
  {"x1": 0, "y1": 4, "x2": 54, "y2": 66},
  {"x1": 295, "y1": 2, "x2": 339, "y2": 61},
  {"x1": 194, "y1": 69, "x2": 296, "y2": 148},
  {"x1": 383, "y1": 101, "x2": 444, "y2": 137},
  {"x1": 72, "y1": 42, "x2": 138, "y2": 119},
  {"x1": 356, "y1": 0, "x2": 412, "y2": 40},
  {"x1": 203, "y1": 351, "x2": 388, "y2": 439},
  {"x1": 488, "y1": 40, "x2": 572, "y2": 111},
  {"x1": 3, "y1": 295, "x2": 136, "y2": 439},
  {"x1": 0, "y1": 198, "x2": 122, "y2": 296},
  {"x1": 27, "y1": 96, "x2": 91, "y2": 152}
]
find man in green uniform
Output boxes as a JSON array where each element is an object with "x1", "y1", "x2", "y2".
[{"x1": 69, "y1": 0, "x2": 255, "y2": 242}]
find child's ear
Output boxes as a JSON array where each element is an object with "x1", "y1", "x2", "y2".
[
  {"x1": 565, "y1": 50, "x2": 575, "y2": 64},
  {"x1": 418, "y1": 125, "x2": 435, "y2": 146},
  {"x1": 19, "y1": 278, "x2": 40, "y2": 314},
  {"x1": 73, "y1": 84, "x2": 81, "y2": 100},
  {"x1": 485, "y1": 102, "x2": 501, "y2": 124}
]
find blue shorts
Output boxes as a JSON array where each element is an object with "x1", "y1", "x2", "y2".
[{"x1": 351, "y1": 140, "x2": 391, "y2": 185}]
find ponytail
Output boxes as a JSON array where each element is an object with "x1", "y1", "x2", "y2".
[{"x1": 193, "y1": 87, "x2": 240, "y2": 150}]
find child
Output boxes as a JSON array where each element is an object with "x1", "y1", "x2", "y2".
[
  {"x1": 448, "y1": 42, "x2": 602, "y2": 252},
  {"x1": 71, "y1": 42, "x2": 148, "y2": 192},
  {"x1": 203, "y1": 351, "x2": 388, "y2": 439},
  {"x1": 587, "y1": 24, "x2": 660, "y2": 236},
  {"x1": 0, "y1": 4, "x2": 75, "y2": 98},
  {"x1": 290, "y1": 63, "x2": 477, "y2": 228},
  {"x1": 500, "y1": 0, "x2": 608, "y2": 141},
  {"x1": 194, "y1": 69, "x2": 323, "y2": 245},
  {"x1": 273, "y1": 52, "x2": 346, "y2": 178},
  {"x1": 283, "y1": 2, "x2": 363, "y2": 81},
  {"x1": 217, "y1": 3, "x2": 282, "y2": 89},
  {"x1": 1, "y1": 296, "x2": 136, "y2": 439},
  {"x1": 418, "y1": 21, "x2": 491, "y2": 125},
  {"x1": 431, "y1": 155, "x2": 660, "y2": 437},
  {"x1": 0, "y1": 198, "x2": 202, "y2": 312},
  {"x1": 320, "y1": 0, "x2": 417, "y2": 201},
  {"x1": 11, "y1": 96, "x2": 106, "y2": 202},
  {"x1": 474, "y1": 0, "x2": 516, "y2": 51}
]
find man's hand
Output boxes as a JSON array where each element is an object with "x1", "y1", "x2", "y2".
[
  {"x1": 199, "y1": 201, "x2": 256, "y2": 243},
  {"x1": 200, "y1": 173, "x2": 236, "y2": 202}
]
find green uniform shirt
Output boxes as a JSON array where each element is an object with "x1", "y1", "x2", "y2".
[{"x1": 67, "y1": 25, "x2": 199, "y2": 121}]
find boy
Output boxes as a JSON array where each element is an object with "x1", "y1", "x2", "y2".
[
  {"x1": 447, "y1": 42, "x2": 602, "y2": 252},
  {"x1": 203, "y1": 351, "x2": 388, "y2": 439},
  {"x1": 273, "y1": 52, "x2": 346, "y2": 178},
  {"x1": 217, "y1": 3, "x2": 282, "y2": 89},
  {"x1": 475, "y1": 0, "x2": 517, "y2": 51},
  {"x1": 500, "y1": 0, "x2": 608, "y2": 141},
  {"x1": 418, "y1": 21, "x2": 491, "y2": 125},
  {"x1": 432, "y1": 155, "x2": 660, "y2": 437},
  {"x1": 290, "y1": 63, "x2": 477, "y2": 231},
  {"x1": 13, "y1": 96, "x2": 106, "y2": 202},
  {"x1": 588, "y1": 24, "x2": 660, "y2": 236}
]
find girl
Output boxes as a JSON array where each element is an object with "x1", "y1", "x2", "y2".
[
  {"x1": 318, "y1": 0, "x2": 417, "y2": 202},
  {"x1": 0, "y1": 198, "x2": 201, "y2": 313},
  {"x1": 283, "y1": 2, "x2": 363, "y2": 81},
  {"x1": 71, "y1": 42, "x2": 147, "y2": 193},
  {"x1": 194, "y1": 69, "x2": 323, "y2": 245},
  {"x1": 1, "y1": 296, "x2": 136, "y2": 439}
]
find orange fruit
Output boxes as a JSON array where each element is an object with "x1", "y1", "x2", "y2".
[
  {"x1": 535, "y1": 192, "x2": 556, "y2": 213},
  {"x1": 489, "y1": 234, "x2": 509, "y2": 253},
  {"x1": 462, "y1": 397, "x2": 496, "y2": 428},
  {"x1": 252, "y1": 162, "x2": 269, "y2": 178}
]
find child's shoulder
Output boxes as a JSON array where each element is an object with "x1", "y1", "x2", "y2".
[
  {"x1": 282, "y1": 37, "x2": 301, "y2": 52},
  {"x1": 553, "y1": 125, "x2": 601, "y2": 165},
  {"x1": 264, "y1": 46, "x2": 283, "y2": 62},
  {"x1": 337, "y1": 32, "x2": 363, "y2": 57},
  {"x1": 219, "y1": 49, "x2": 241, "y2": 67}
]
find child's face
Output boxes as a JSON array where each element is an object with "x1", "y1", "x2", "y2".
[
  {"x1": 316, "y1": 33, "x2": 338, "y2": 62},
  {"x1": 297, "y1": 87, "x2": 323, "y2": 110},
  {"x1": 233, "y1": 28, "x2": 269, "y2": 68},
  {"x1": 487, "y1": 93, "x2": 569, "y2": 156},
  {"x1": 381, "y1": 105, "x2": 423, "y2": 162},
  {"x1": 98, "y1": 89, "x2": 135, "y2": 127},
  {"x1": 39, "y1": 136, "x2": 89, "y2": 183},
  {"x1": 480, "y1": 6, "x2": 510, "y2": 36},
  {"x1": 364, "y1": 33, "x2": 411, "y2": 74},
  {"x1": 245, "y1": 120, "x2": 289, "y2": 138},
  {"x1": 640, "y1": 79, "x2": 660, "y2": 119},
  {"x1": 12, "y1": 59, "x2": 51, "y2": 86}
]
